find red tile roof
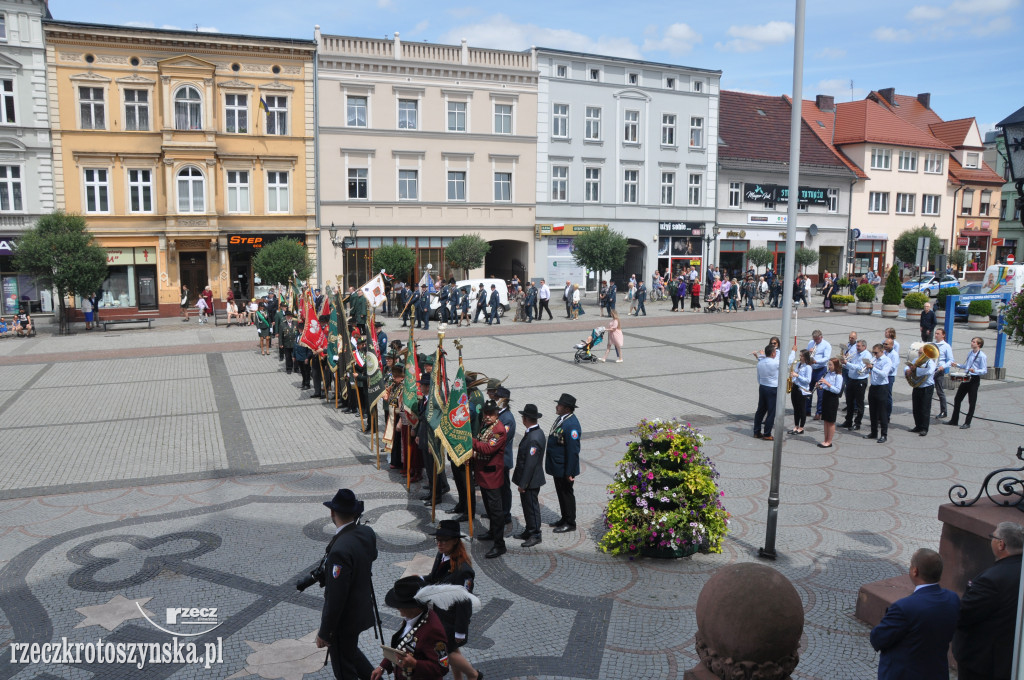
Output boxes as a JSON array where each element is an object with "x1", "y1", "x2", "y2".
[
  {"x1": 718, "y1": 90, "x2": 855, "y2": 172},
  {"x1": 929, "y1": 118, "x2": 977, "y2": 149},
  {"x1": 832, "y1": 99, "x2": 952, "y2": 151},
  {"x1": 878, "y1": 93, "x2": 944, "y2": 131},
  {"x1": 798, "y1": 99, "x2": 868, "y2": 179},
  {"x1": 948, "y1": 156, "x2": 1006, "y2": 186}
]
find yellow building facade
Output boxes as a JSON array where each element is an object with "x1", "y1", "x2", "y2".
[{"x1": 44, "y1": 21, "x2": 315, "y2": 316}]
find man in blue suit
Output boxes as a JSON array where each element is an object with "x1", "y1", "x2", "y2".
[{"x1": 869, "y1": 548, "x2": 960, "y2": 680}]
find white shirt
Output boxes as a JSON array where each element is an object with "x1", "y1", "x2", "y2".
[
  {"x1": 539, "y1": 284, "x2": 550, "y2": 300},
  {"x1": 334, "y1": 520, "x2": 353, "y2": 535}
]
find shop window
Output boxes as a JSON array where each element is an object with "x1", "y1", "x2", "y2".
[{"x1": 98, "y1": 266, "x2": 137, "y2": 308}]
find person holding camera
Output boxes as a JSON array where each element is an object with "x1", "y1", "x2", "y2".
[{"x1": 314, "y1": 489, "x2": 379, "y2": 680}]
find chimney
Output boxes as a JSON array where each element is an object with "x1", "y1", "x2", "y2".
[
  {"x1": 917, "y1": 92, "x2": 931, "y2": 109},
  {"x1": 815, "y1": 94, "x2": 835, "y2": 112},
  {"x1": 878, "y1": 87, "x2": 896, "y2": 105}
]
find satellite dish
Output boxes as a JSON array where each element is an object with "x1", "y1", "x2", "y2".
[{"x1": 808, "y1": 224, "x2": 819, "y2": 237}]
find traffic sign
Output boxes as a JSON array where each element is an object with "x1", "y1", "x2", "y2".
[{"x1": 851, "y1": 228, "x2": 861, "y2": 240}]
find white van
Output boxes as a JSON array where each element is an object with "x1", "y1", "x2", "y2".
[
  {"x1": 429, "y1": 278, "x2": 509, "y2": 320},
  {"x1": 980, "y1": 264, "x2": 1024, "y2": 296}
]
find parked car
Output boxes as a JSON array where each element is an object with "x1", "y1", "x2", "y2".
[
  {"x1": 429, "y1": 278, "x2": 509, "y2": 320},
  {"x1": 901, "y1": 272, "x2": 959, "y2": 297},
  {"x1": 952, "y1": 282, "x2": 982, "y2": 321}
]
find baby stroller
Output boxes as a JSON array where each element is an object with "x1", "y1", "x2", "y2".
[
  {"x1": 704, "y1": 290, "x2": 723, "y2": 313},
  {"x1": 573, "y1": 327, "x2": 606, "y2": 363}
]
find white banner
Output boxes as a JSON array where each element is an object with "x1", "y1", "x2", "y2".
[{"x1": 360, "y1": 273, "x2": 387, "y2": 308}]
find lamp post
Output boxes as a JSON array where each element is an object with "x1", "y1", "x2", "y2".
[
  {"x1": 703, "y1": 225, "x2": 720, "y2": 272},
  {"x1": 999, "y1": 106, "x2": 1024, "y2": 267},
  {"x1": 327, "y1": 222, "x2": 359, "y2": 289}
]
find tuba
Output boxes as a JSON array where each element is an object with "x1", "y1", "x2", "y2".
[{"x1": 905, "y1": 343, "x2": 939, "y2": 388}]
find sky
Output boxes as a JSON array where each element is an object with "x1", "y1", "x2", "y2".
[{"x1": 49, "y1": 0, "x2": 1021, "y2": 135}]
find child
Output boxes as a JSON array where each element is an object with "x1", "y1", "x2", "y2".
[{"x1": 195, "y1": 296, "x2": 209, "y2": 323}]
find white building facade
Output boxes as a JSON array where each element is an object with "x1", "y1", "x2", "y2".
[
  {"x1": 532, "y1": 48, "x2": 720, "y2": 291},
  {"x1": 0, "y1": 0, "x2": 54, "y2": 315}
]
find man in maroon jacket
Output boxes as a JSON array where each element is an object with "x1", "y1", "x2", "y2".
[{"x1": 472, "y1": 400, "x2": 507, "y2": 559}]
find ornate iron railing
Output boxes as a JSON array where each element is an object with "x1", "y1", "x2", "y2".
[{"x1": 949, "y1": 446, "x2": 1024, "y2": 510}]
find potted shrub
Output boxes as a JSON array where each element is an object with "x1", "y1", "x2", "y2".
[
  {"x1": 1003, "y1": 290, "x2": 1024, "y2": 346},
  {"x1": 880, "y1": 266, "x2": 903, "y2": 318},
  {"x1": 935, "y1": 287, "x2": 958, "y2": 322},
  {"x1": 831, "y1": 294, "x2": 854, "y2": 312},
  {"x1": 855, "y1": 284, "x2": 876, "y2": 315},
  {"x1": 903, "y1": 292, "x2": 928, "y2": 322},
  {"x1": 599, "y1": 419, "x2": 729, "y2": 559},
  {"x1": 968, "y1": 299, "x2": 992, "y2": 331}
]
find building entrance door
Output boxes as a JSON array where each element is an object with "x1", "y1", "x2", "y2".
[{"x1": 179, "y1": 252, "x2": 208, "y2": 305}]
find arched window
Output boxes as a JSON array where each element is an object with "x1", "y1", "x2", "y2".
[
  {"x1": 174, "y1": 86, "x2": 202, "y2": 130},
  {"x1": 177, "y1": 166, "x2": 205, "y2": 213}
]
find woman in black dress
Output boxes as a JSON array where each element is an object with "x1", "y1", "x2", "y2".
[
  {"x1": 421, "y1": 520, "x2": 482, "y2": 680},
  {"x1": 818, "y1": 357, "x2": 844, "y2": 448}
]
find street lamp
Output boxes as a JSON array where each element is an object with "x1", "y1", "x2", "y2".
[
  {"x1": 998, "y1": 106, "x2": 1024, "y2": 266},
  {"x1": 704, "y1": 225, "x2": 720, "y2": 270},
  {"x1": 327, "y1": 222, "x2": 358, "y2": 250}
]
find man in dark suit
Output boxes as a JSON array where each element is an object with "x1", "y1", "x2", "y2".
[
  {"x1": 953, "y1": 521, "x2": 1024, "y2": 680},
  {"x1": 869, "y1": 548, "x2": 960, "y2": 680},
  {"x1": 512, "y1": 403, "x2": 546, "y2": 547},
  {"x1": 316, "y1": 489, "x2": 379, "y2": 680},
  {"x1": 545, "y1": 393, "x2": 581, "y2": 534},
  {"x1": 919, "y1": 301, "x2": 937, "y2": 342},
  {"x1": 491, "y1": 384, "x2": 517, "y2": 537},
  {"x1": 487, "y1": 284, "x2": 501, "y2": 325}
]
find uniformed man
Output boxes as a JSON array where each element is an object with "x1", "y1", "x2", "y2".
[
  {"x1": 474, "y1": 284, "x2": 487, "y2": 323},
  {"x1": 448, "y1": 280, "x2": 460, "y2": 325},
  {"x1": 473, "y1": 400, "x2": 507, "y2": 558},
  {"x1": 524, "y1": 282, "x2": 537, "y2": 323},
  {"x1": 905, "y1": 345, "x2": 937, "y2": 436},
  {"x1": 384, "y1": 363, "x2": 405, "y2": 469},
  {"x1": 273, "y1": 301, "x2": 287, "y2": 362},
  {"x1": 349, "y1": 289, "x2": 368, "y2": 334},
  {"x1": 492, "y1": 385, "x2": 516, "y2": 536},
  {"x1": 487, "y1": 285, "x2": 501, "y2": 325},
  {"x1": 513, "y1": 403, "x2": 546, "y2": 548},
  {"x1": 437, "y1": 280, "x2": 450, "y2": 324},
  {"x1": 415, "y1": 284, "x2": 431, "y2": 331},
  {"x1": 315, "y1": 489, "x2": 378, "y2": 680},
  {"x1": 370, "y1": 576, "x2": 449, "y2": 680},
  {"x1": 399, "y1": 283, "x2": 413, "y2": 328},
  {"x1": 546, "y1": 393, "x2": 581, "y2": 534},
  {"x1": 311, "y1": 315, "x2": 333, "y2": 400},
  {"x1": 280, "y1": 310, "x2": 298, "y2": 374}
]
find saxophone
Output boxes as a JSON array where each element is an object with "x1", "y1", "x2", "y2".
[{"x1": 906, "y1": 343, "x2": 940, "y2": 388}]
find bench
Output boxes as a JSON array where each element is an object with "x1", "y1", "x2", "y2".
[
  {"x1": 214, "y1": 309, "x2": 249, "y2": 326},
  {"x1": 102, "y1": 318, "x2": 153, "y2": 331}
]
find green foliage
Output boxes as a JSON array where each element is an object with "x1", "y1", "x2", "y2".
[
  {"x1": 903, "y1": 292, "x2": 929, "y2": 309},
  {"x1": 949, "y1": 249, "x2": 969, "y2": 270},
  {"x1": 882, "y1": 266, "x2": 904, "y2": 305},
  {"x1": 599, "y1": 419, "x2": 728, "y2": 557},
  {"x1": 571, "y1": 228, "x2": 628, "y2": 275},
  {"x1": 935, "y1": 286, "x2": 959, "y2": 312},
  {"x1": 794, "y1": 247, "x2": 819, "y2": 273},
  {"x1": 856, "y1": 284, "x2": 877, "y2": 302},
  {"x1": 836, "y1": 278, "x2": 850, "y2": 288},
  {"x1": 831, "y1": 294, "x2": 855, "y2": 305},
  {"x1": 444, "y1": 234, "x2": 490, "y2": 277},
  {"x1": 252, "y1": 238, "x2": 311, "y2": 285},
  {"x1": 893, "y1": 227, "x2": 943, "y2": 268},
  {"x1": 373, "y1": 244, "x2": 416, "y2": 281},
  {"x1": 745, "y1": 246, "x2": 773, "y2": 272},
  {"x1": 1003, "y1": 291, "x2": 1024, "y2": 346},
  {"x1": 968, "y1": 299, "x2": 993, "y2": 316},
  {"x1": 13, "y1": 211, "x2": 108, "y2": 334}
]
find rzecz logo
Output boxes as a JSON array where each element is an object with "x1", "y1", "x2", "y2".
[{"x1": 136, "y1": 605, "x2": 222, "y2": 637}]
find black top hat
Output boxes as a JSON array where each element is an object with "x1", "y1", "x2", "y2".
[
  {"x1": 384, "y1": 576, "x2": 427, "y2": 609},
  {"x1": 555, "y1": 393, "x2": 578, "y2": 409},
  {"x1": 418, "y1": 374, "x2": 431, "y2": 386},
  {"x1": 429, "y1": 519, "x2": 466, "y2": 539},
  {"x1": 519, "y1": 403, "x2": 543, "y2": 420},
  {"x1": 494, "y1": 386, "x2": 511, "y2": 400},
  {"x1": 323, "y1": 488, "x2": 364, "y2": 515},
  {"x1": 482, "y1": 399, "x2": 498, "y2": 415}
]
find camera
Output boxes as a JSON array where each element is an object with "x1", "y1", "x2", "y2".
[{"x1": 296, "y1": 555, "x2": 328, "y2": 592}]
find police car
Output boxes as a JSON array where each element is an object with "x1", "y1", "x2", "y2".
[{"x1": 901, "y1": 272, "x2": 959, "y2": 297}]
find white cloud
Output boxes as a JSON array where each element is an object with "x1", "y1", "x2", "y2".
[
  {"x1": 907, "y1": 5, "x2": 946, "y2": 20},
  {"x1": 641, "y1": 23, "x2": 702, "y2": 55},
  {"x1": 122, "y1": 20, "x2": 219, "y2": 33},
  {"x1": 715, "y1": 21, "x2": 794, "y2": 53},
  {"x1": 407, "y1": 20, "x2": 429, "y2": 36},
  {"x1": 901, "y1": 0, "x2": 1018, "y2": 39},
  {"x1": 813, "y1": 78, "x2": 868, "y2": 103},
  {"x1": 439, "y1": 15, "x2": 642, "y2": 59},
  {"x1": 446, "y1": 6, "x2": 480, "y2": 19},
  {"x1": 816, "y1": 47, "x2": 847, "y2": 59},
  {"x1": 872, "y1": 26, "x2": 915, "y2": 42}
]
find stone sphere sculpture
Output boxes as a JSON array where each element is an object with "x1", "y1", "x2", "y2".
[{"x1": 692, "y1": 563, "x2": 804, "y2": 680}]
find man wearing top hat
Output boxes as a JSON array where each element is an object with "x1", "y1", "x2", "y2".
[
  {"x1": 513, "y1": 403, "x2": 546, "y2": 547},
  {"x1": 546, "y1": 393, "x2": 581, "y2": 534},
  {"x1": 371, "y1": 576, "x2": 450, "y2": 680},
  {"x1": 316, "y1": 489, "x2": 379, "y2": 680},
  {"x1": 472, "y1": 400, "x2": 508, "y2": 558}
]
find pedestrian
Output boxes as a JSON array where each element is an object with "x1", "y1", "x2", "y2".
[
  {"x1": 752, "y1": 342, "x2": 780, "y2": 440},
  {"x1": 600, "y1": 309, "x2": 624, "y2": 362},
  {"x1": 563, "y1": 280, "x2": 573, "y2": 319},
  {"x1": 571, "y1": 284, "x2": 582, "y2": 319},
  {"x1": 817, "y1": 357, "x2": 843, "y2": 448},
  {"x1": 512, "y1": 402, "x2": 546, "y2": 547},
  {"x1": 437, "y1": 280, "x2": 450, "y2": 324},
  {"x1": 633, "y1": 281, "x2": 647, "y2": 316},
  {"x1": 255, "y1": 302, "x2": 272, "y2": 356},
  {"x1": 472, "y1": 400, "x2": 508, "y2": 559},
  {"x1": 195, "y1": 295, "x2": 209, "y2": 323},
  {"x1": 905, "y1": 343, "x2": 936, "y2": 436},
  {"x1": 487, "y1": 284, "x2": 501, "y2": 325},
  {"x1": 953, "y1": 522, "x2": 1024, "y2": 680},
  {"x1": 315, "y1": 489, "x2": 378, "y2": 680},
  {"x1": 448, "y1": 280, "x2": 460, "y2": 325},
  {"x1": 788, "y1": 344, "x2": 813, "y2": 435},
  {"x1": 293, "y1": 338, "x2": 312, "y2": 389},
  {"x1": 202, "y1": 285, "x2": 213, "y2": 321},
  {"x1": 870, "y1": 548, "x2": 960, "y2": 680},
  {"x1": 920, "y1": 302, "x2": 937, "y2": 342},
  {"x1": 947, "y1": 336, "x2": 987, "y2": 429},
  {"x1": 821, "y1": 275, "x2": 835, "y2": 312},
  {"x1": 758, "y1": 276, "x2": 768, "y2": 306},
  {"x1": 841, "y1": 339, "x2": 870, "y2": 431},
  {"x1": 524, "y1": 282, "x2": 537, "y2": 323},
  {"x1": 626, "y1": 281, "x2": 637, "y2": 315},
  {"x1": 690, "y1": 279, "x2": 701, "y2": 311},
  {"x1": 932, "y1": 328, "x2": 953, "y2": 419},
  {"x1": 422, "y1": 520, "x2": 483, "y2": 680},
  {"x1": 81, "y1": 295, "x2": 94, "y2": 331},
  {"x1": 475, "y1": 284, "x2": 487, "y2": 324},
  {"x1": 538, "y1": 279, "x2": 553, "y2": 320},
  {"x1": 865, "y1": 343, "x2": 893, "y2": 444},
  {"x1": 180, "y1": 284, "x2": 190, "y2": 320},
  {"x1": 546, "y1": 394, "x2": 580, "y2": 535},
  {"x1": 668, "y1": 277, "x2": 680, "y2": 312},
  {"x1": 598, "y1": 280, "x2": 608, "y2": 317},
  {"x1": 370, "y1": 576, "x2": 450, "y2": 680},
  {"x1": 720, "y1": 278, "x2": 732, "y2": 313},
  {"x1": 806, "y1": 331, "x2": 832, "y2": 419}
]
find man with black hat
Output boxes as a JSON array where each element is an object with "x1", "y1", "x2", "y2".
[
  {"x1": 280, "y1": 310, "x2": 298, "y2": 374},
  {"x1": 371, "y1": 576, "x2": 449, "y2": 680},
  {"x1": 447, "y1": 280, "x2": 460, "y2": 325},
  {"x1": 492, "y1": 385, "x2": 516, "y2": 536},
  {"x1": 513, "y1": 403, "x2": 546, "y2": 547},
  {"x1": 437, "y1": 280, "x2": 450, "y2": 324},
  {"x1": 473, "y1": 400, "x2": 508, "y2": 558},
  {"x1": 315, "y1": 489, "x2": 378, "y2": 680},
  {"x1": 547, "y1": 393, "x2": 581, "y2": 534},
  {"x1": 399, "y1": 282, "x2": 413, "y2": 328},
  {"x1": 487, "y1": 284, "x2": 501, "y2": 325},
  {"x1": 416, "y1": 364, "x2": 449, "y2": 504},
  {"x1": 415, "y1": 284, "x2": 431, "y2": 331}
]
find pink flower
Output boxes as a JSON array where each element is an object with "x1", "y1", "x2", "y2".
[{"x1": 647, "y1": 472, "x2": 654, "y2": 480}]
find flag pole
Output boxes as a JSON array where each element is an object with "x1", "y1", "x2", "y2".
[
  {"x1": 374, "y1": 410, "x2": 380, "y2": 469},
  {"x1": 404, "y1": 424, "x2": 411, "y2": 491},
  {"x1": 457, "y1": 346, "x2": 474, "y2": 539}
]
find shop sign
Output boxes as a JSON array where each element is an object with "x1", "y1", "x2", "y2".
[
  {"x1": 858, "y1": 233, "x2": 888, "y2": 240},
  {"x1": 981, "y1": 221, "x2": 991, "y2": 229},
  {"x1": 106, "y1": 248, "x2": 134, "y2": 265},
  {"x1": 536, "y1": 223, "x2": 604, "y2": 236},
  {"x1": 2, "y1": 276, "x2": 17, "y2": 314},
  {"x1": 743, "y1": 184, "x2": 828, "y2": 204},
  {"x1": 957, "y1": 237, "x2": 970, "y2": 246},
  {"x1": 747, "y1": 214, "x2": 788, "y2": 225},
  {"x1": 965, "y1": 220, "x2": 974, "y2": 229},
  {"x1": 227, "y1": 234, "x2": 307, "y2": 252},
  {"x1": 134, "y1": 247, "x2": 156, "y2": 264},
  {"x1": 993, "y1": 238, "x2": 1005, "y2": 247},
  {"x1": 724, "y1": 230, "x2": 747, "y2": 239},
  {"x1": 658, "y1": 222, "x2": 704, "y2": 236},
  {"x1": 0, "y1": 236, "x2": 15, "y2": 255}
]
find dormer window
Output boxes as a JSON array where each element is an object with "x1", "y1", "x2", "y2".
[
  {"x1": 964, "y1": 152, "x2": 979, "y2": 169},
  {"x1": 174, "y1": 86, "x2": 202, "y2": 130}
]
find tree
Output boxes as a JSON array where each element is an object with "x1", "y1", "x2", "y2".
[
  {"x1": 571, "y1": 228, "x2": 628, "y2": 303},
  {"x1": 373, "y1": 244, "x2": 416, "y2": 281},
  {"x1": 949, "y1": 248, "x2": 969, "y2": 272},
  {"x1": 253, "y1": 238, "x2": 311, "y2": 285},
  {"x1": 794, "y1": 247, "x2": 819, "y2": 274},
  {"x1": 746, "y1": 246, "x2": 773, "y2": 273},
  {"x1": 12, "y1": 211, "x2": 107, "y2": 335},
  {"x1": 444, "y1": 234, "x2": 490, "y2": 278},
  {"x1": 893, "y1": 227, "x2": 942, "y2": 270},
  {"x1": 881, "y1": 264, "x2": 903, "y2": 305}
]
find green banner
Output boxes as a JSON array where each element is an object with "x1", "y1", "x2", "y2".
[
  {"x1": 402, "y1": 325, "x2": 419, "y2": 419},
  {"x1": 365, "y1": 311, "x2": 386, "y2": 413},
  {"x1": 326, "y1": 290, "x2": 340, "y2": 373},
  {"x1": 438, "y1": 364, "x2": 474, "y2": 466},
  {"x1": 425, "y1": 345, "x2": 446, "y2": 474}
]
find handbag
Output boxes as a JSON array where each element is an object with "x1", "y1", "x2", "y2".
[{"x1": 824, "y1": 298, "x2": 831, "y2": 309}]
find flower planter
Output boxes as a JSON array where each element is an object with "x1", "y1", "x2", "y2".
[
  {"x1": 936, "y1": 309, "x2": 946, "y2": 323},
  {"x1": 641, "y1": 543, "x2": 700, "y2": 559},
  {"x1": 856, "y1": 301, "x2": 874, "y2": 315},
  {"x1": 833, "y1": 303, "x2": 849, "y2": 313},
  {"x1": 881, "y1": 304, "x2": 900, "y2": 318},
  {"x1": 906, "y1": 308, "x2": 923, "y2": 322},
  {"x1": 968, "y1": 314, "x2": 990, "y2": 331}
]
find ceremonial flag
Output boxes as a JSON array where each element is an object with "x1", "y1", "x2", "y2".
[
  {"x1": 438, "y1": 363, "x2": 473, "y2": 466},
  {"x1": 365, "y1": 311, "x2": 387, "y2": 411},
  {"x1": 298, "y1": 290, "x2": 327, "y2": 351},
  {"x1": 425, "y1": 344, "x2": 448, "y2": 474},
  {"x1": 326, "y1": 286, "x2": 340, "y2": 373},
  {"x1": 401, "y1": 324, "x2": 419, "y2": 423},
  {"x1": 360, "y1": 273, "x2": 388, "y2": 308}
]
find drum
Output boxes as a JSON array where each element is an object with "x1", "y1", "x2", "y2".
[{"x1": 949, "y1": 371, "x2": 971, "y2": 383}]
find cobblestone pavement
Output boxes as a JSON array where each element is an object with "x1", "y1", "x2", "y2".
[{"x1": 1, "y1": 300, "x2": 1022, "y2": 679}]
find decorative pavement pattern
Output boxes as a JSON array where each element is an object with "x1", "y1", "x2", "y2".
[{"x1": 1, "y1": 304, "x2": 1022, "y2": 679}]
